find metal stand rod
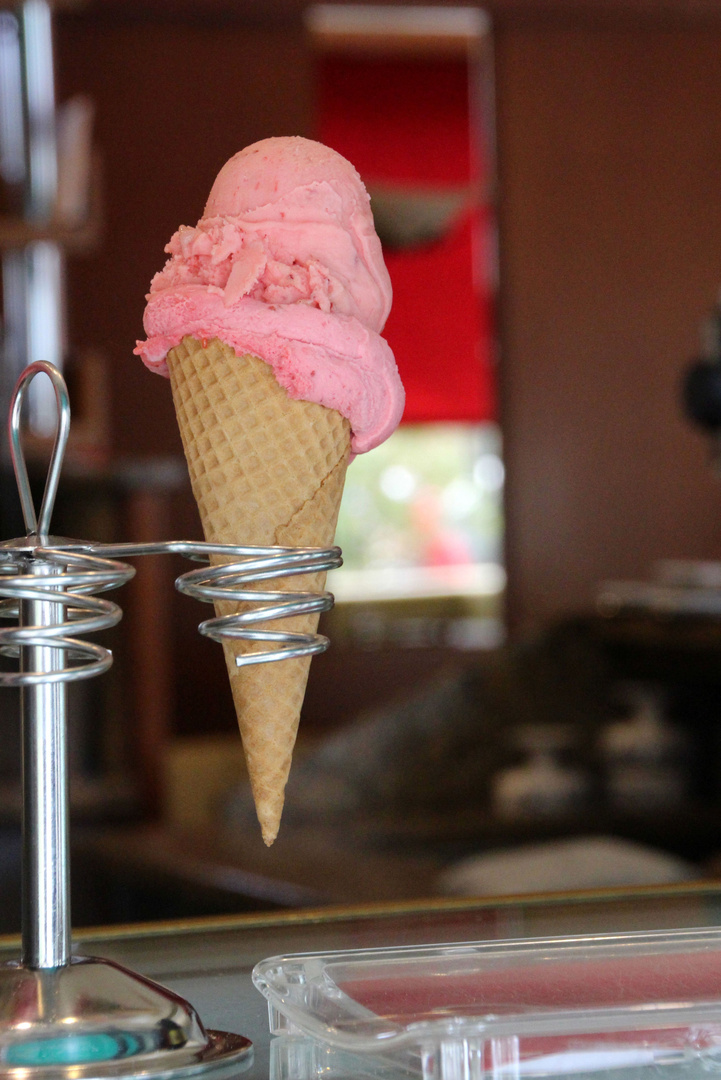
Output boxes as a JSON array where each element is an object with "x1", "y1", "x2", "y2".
[
  {"x1": 19, "y1": 0, "x2": 58, "y2": 219},
  {"x1": 20, "y1": 558, "x2": 70, "y2": 969},
  {"x1": 0, "y1": 362, "x2": 256, "y2": 1075},
  {"x1": 18, "y1": 0, "x2": 66, "y2": 437}
]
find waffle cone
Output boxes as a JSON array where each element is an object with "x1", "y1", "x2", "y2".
[{"x1": 167, "y1": 336, "x2": 350, "y2": 844}]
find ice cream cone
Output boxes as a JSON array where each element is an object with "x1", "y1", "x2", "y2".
[
  {"x1": 137, "y1": 137, "x2": 404, "y2": 840},
  {"x1": 167, "y1": 334, "x2": 350, "y2": 844}
]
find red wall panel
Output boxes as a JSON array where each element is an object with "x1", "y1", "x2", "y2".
[{"x1": 317, "y1": 55, "x2": 495, "y2": 423}]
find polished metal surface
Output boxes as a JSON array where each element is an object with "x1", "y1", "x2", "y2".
[
  {"x1": 0, "y1": 956, "x2": 252, "y2": 1078},
  {"x1": 16, "y1": 3, "x2": 65, "y2": 437},
  {"x1": 20, "y1": 554, "x2": 70, "y2": 969},
  {"x1": 18, "y1": 0, "x2": 57, "y2": 221},
  {"x1": 0, "y1": 360, "x2": 347, "y2": 1074}
]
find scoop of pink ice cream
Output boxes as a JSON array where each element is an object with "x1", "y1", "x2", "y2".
[{"x1": 135, "y1": 136, "x2": 403, "y2": 453}]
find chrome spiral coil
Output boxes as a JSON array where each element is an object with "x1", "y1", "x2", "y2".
[
  {"x1": 0, "y1": 544, "x2": 136, "y2": 686},
  {"x1": 174, "y1": 540, "x2": 342, "y2": 665},
  {"x1": 76, "y1": 539, "x2": 341, "y2": 667}
]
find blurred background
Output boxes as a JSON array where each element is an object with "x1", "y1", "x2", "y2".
[{"x1": 3, "y1": 0, "x2": 721, "y2": 927}]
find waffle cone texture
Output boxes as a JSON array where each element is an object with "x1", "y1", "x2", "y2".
[{"x1": 167, "y1": 336, "x2": 351, "y2": 845}]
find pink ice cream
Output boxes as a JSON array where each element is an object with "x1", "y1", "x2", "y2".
[{"x1": 135, "y1": 136, "x2": 404, "y2": 453}]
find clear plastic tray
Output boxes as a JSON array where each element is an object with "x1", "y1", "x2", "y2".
[{"x1": 252, "y1": 927, "x2": 721, "y2": 1079}]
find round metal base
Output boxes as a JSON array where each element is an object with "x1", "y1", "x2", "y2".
[{"x1": 0, "y1": 955, "x2": 252, "y2": 1079}]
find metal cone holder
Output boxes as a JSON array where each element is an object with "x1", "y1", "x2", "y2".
[{"x1": 0, "y1": 361, "x2": 343, "y2": 1078}]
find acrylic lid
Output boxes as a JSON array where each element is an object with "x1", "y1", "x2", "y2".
[{"x1": 253, "y1": 926, "x2": 721, "y2": 1078}]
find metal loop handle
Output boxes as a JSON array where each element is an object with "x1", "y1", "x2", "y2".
[{"x1": 8, "y1": 360, "x2": 70, "y2": 539}]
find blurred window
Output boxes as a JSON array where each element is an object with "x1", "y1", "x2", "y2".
[
  {"x1": 332, "y1": 421, "x2": 504, "y2": 606},
  {"x1": 310, "y1": 6, "x2": 502, "y2": 640}
]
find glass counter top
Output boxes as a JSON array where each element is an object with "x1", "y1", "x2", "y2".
[{"x1": 1, "y1": 884, "x2": 720, "y2": 1079}]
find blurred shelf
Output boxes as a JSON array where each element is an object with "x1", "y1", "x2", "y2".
[
  {"x1": 66, "y1": 807, "x2": 721, "y2": 927},
  {"x1": 0, "y1": 212, "x2": 99, "y2": 252},
  {"x1": 48, "y1": 0, "x2": 721, "y2": 26},
  {"x1": 306, "y1": 4, "x2": 489, "y2": 57},
  {"x1": 74, "y1": 823, "x2": 442, "y2": 920},
  {"x1": 0, "y1": 1, "x2": 84, "y2": 8},
  {"x1": 0, "y1": 774, "x2": 140, "y2": 824},
  {"x1": 0, "y1": 151, "x2": 102, "y2": 253},
  {"x1": 587, "y1": 611, "x2": 721, "y2": 683},
  {"x1": 340, "y1": 803, "x2": 721, "y2": 863}
]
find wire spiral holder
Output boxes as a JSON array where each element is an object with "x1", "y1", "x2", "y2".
[{"x1": 0, "y1": 361, "x2": 342, "y2": 1079}]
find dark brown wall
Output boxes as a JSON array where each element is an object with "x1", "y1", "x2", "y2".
[
  {"x1": 54, "y1": 4, "x2": 721, "y2": 642},
  {"x1": 55, "y1": 10, "x2": 313, "y2": 460},
  {"x1": 494, "y1": 17, "x2": 721, "y2": 633}
]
